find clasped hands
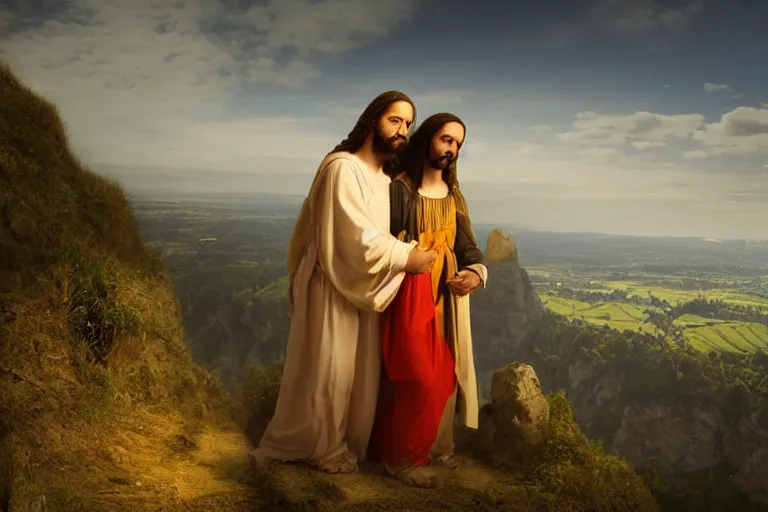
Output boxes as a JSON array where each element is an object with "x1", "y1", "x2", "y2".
[{"x1": 403, "y1": 240, "x2": 481, "y2": 297}]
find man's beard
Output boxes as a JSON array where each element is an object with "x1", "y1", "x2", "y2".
[
  {"x1": 372, "y1": 128, "x2": 407, "y2": 156},
  {"x1": 427, "y1": 149, "x2": 455, "y2": 170}
]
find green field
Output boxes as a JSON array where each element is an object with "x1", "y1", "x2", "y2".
[
  {"x1": 539, "y1": 282, "x2": 768, "y2": 354},
  {"x1": 540, "y1": 294, "x2": 664, "y2": 336},
  {"x1": 684, "y1": 323, "x2": 768, "y2": 353},
  {"x1": 593, "y1": 280, "x2": 768, "y2": 309}
]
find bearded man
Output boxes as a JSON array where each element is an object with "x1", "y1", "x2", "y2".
[
  {"x1": 369, "y1": 113, "x2": 487, "y2": 487},
  {"x1": 251, "y1": 92, "x2": 437, "y2": 474}
]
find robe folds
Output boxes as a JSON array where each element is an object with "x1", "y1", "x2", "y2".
[
  {"x1": 253, "y1": 151, "x2": 413, "y2": 468},
  {"x1": 370, "y1": 173, "x2": 487, "y2": 469},
  {"x1": 369, "y1": 271, "x2": 456, "y2": 468}
]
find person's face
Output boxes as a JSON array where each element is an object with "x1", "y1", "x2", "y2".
[
  {"x1": 427, "y1": 121, "x2": 464, "y2": 170},
  {"x1": 372, "y1": 101, "x2": 414, "y2": 155}
]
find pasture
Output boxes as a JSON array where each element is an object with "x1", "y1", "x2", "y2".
[{"x1": 539, "y1": 281, "x2": 768, "y2": 354}]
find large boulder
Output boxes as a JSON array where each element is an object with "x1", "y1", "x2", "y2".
[{"x1": 478, "y1": 362, "x2": 550, "y2": 464}]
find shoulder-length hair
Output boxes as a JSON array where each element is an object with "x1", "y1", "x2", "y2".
[{"x1": 399, "y1": 112, "x2": 465, "y2": 192}]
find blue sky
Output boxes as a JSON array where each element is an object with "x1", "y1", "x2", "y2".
[{"x1": 1, "y1": 0, "x2": 768, "y2": 238}]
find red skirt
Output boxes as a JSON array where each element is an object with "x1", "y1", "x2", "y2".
[{"x1": 369, "y1": 272, "x2": 456, "y2": 468}]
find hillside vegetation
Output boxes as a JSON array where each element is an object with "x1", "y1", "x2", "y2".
[{"x1": 0, "y1": 62, "x2": 263, "y2": 510}]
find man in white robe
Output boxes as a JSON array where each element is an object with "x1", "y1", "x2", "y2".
[{"x1": 251, "y1": 91, "x2": 437, "y2": 474}]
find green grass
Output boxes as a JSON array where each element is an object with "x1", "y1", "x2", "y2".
[
  {"x1": 673, "y1": 314, "x2": 726, "y2": 326},
  {"x1": 592, "y1": 281, "x2": 768, "y2": 310},
  {"x1": 540, "y1": 294, "x2": 663, "y2": 335},
  {"x1": 684, "y1": 323, "x2": 768, "y2": 354},
  {"x1": 541, "y1": 281, "x2": 768, "y2": 354}
]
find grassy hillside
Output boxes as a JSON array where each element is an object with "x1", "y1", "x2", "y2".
[{"x1": 0, "y1": 62, "x2": 262, "y2": 510}]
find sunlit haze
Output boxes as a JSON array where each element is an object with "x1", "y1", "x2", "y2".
[{"x1": 2, "y1": 0, "x2": 767, "y2": 238}]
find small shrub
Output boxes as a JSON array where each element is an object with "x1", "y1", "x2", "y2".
[{"x1": 64, "y1": 247, "x2": 141, "y2": 364}]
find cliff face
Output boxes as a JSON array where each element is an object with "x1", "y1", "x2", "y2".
[
  {"x1": 565, "y1": 359, "x2": 768, "y2": 508},
  {"x1": 471, "y1": 229, "x2": 544, "y2": 399}
]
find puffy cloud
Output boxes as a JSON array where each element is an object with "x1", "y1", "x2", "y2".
[
  {"x1": 557, "y1": 110, "x2": 705, "y2": 147},
  {"x1": 555, "y1": 106, "x2": 768, "y2": 162},
  {"x1": 693, "y1": 107, "x2": 768, "y2": 156}
]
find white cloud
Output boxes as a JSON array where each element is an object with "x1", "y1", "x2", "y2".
[
  {"x1": 693, "y1": 107, "x2": 768, "y2": 156},
  {"x1": 0, "y1": 0, "x2": 426, "y2": 170},
  {"x1": 554, "y1": 106, "x2": 768, "y2": 163},
  {"x1": 704, "y1": 82, "x2": 730, "y2": 92},
  {"x1": 557, "y1": 110, "x2": 705, "y2": 147}
]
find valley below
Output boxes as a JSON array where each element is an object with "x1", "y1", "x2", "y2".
[{"x1": 130, "y1": 193, "x2": 768, "y2": 511}]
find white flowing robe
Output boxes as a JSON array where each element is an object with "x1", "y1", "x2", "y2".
[{"x1": 255, "y1": 151, "x2": 413, "y2": 467}]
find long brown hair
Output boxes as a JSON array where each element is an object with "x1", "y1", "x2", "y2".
[
  {"x1": 399, "y1": 112, "x2": 466, "y2": 193},
  {"x1": 331, "y1": 90, "x2": 416, "y2": 157}
]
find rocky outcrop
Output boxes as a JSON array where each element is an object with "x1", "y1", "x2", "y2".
[
  {"x1": 471, "y1": 230, "x2": 544, "y2": 399},
  {"x1": 485, "y1": 228, "x2": 517, "y2": 262},
  {"x1": 478, "y1": 362, "x2": 550, "y2": 464}
]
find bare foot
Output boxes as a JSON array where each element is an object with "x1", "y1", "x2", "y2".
[
  {"x1": 318, "y1": 450, "x2": 358, "y2": 474},
  {"x1": 384, "y1": 465, "x2": 438, "y2": 488},
  {"x1": 433, "y1": 453, "x2": 460, "y2": 470}
]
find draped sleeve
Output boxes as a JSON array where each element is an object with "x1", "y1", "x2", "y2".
[
  {"x1": 455, "y1": 211, "x2": 488, "y2": 286},
  {"x1": 314, "y1": 157, "x2": 413, "y2": 311}
]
